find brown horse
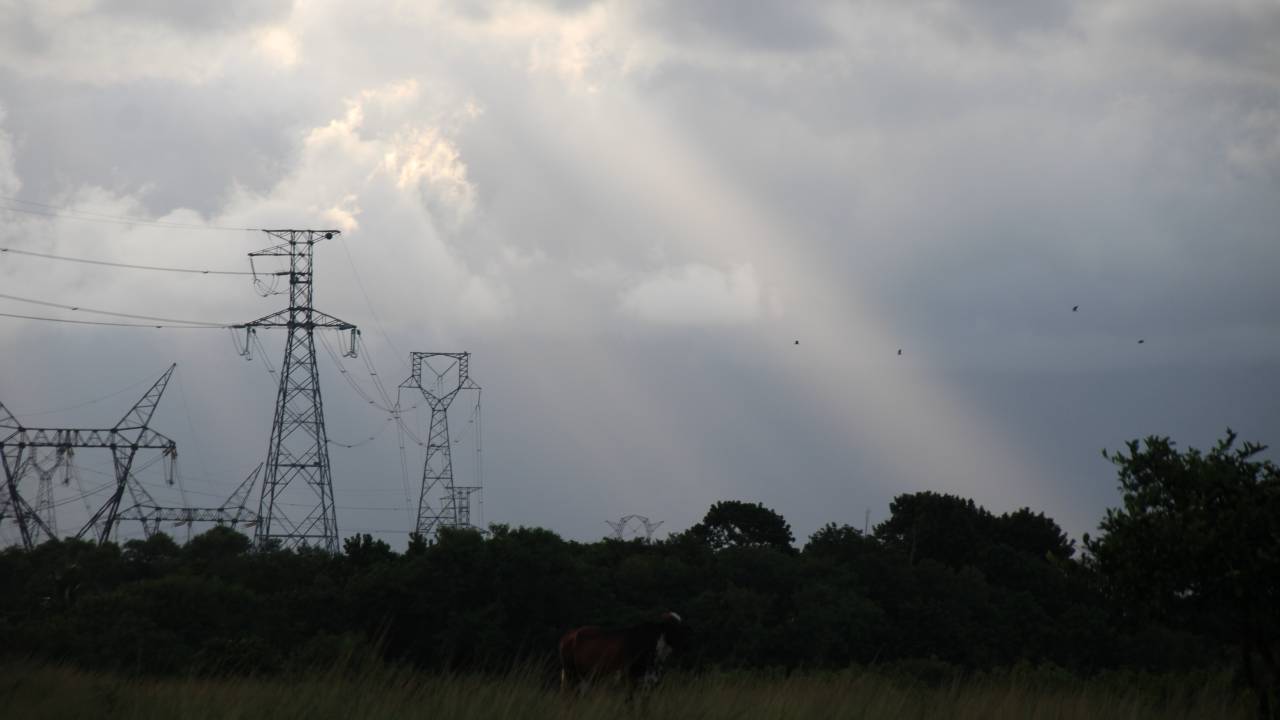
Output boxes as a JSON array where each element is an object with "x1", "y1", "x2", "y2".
[{"x1": 559, "y1": 611, "x2": 689, "y2": 693}]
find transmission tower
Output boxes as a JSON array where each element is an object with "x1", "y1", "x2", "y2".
[
  {"x1": 605, "y1": 514, "x2": 664, "y2": 542},
  {"x1": 0, "y1": 365, "x2": 178, "y2": 549},
  {"x1": 121, "y1": 464, "x2": 261, "y2": 538},
  {"x1": 234, "y1": 230, "x2": 358, "y2": 553},
  {"x1": 399, "y1": 352, "x2": 481, "y2": 540}
]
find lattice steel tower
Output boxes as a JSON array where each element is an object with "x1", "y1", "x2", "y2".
[
  {"x1": 400, "y1": 352, "x2": 481, "y2": 540},
  {"x1": 606, "y1": 514, "x2": 664, "y2": 542},
  {"x1": 1, "y1": 365, "x2": 178, "y2": 549},
  {"x1": 235, "y1": 230, "x2": 358, "y2": 553}
]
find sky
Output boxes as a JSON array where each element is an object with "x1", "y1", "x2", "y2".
[{"x1": 0, "y1": 0, "x2": 1277, "y2": 549}]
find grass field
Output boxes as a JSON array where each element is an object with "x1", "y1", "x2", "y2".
[{"x1": 1, "y1": 663, "x2": 1253, "y2": 720}]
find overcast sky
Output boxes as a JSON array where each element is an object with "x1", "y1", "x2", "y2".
[{"x1": 1, "y1": 0, "x2": 1277, "y2": 549}]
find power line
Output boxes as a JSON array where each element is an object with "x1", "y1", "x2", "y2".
[
  {"x1": 0, "y1": 310, "x2": 224, "y2": 329},
  {"x1": 0, "y1": 246, "x2": 254, "y2": 275},
  {"x1": 0, "y1": 291, "x2": 231, "y2": 326},
  {"x1": 327, "y1": 415, "x2": 398, "y2": 448},
  {"x1": 7, "y1": 372, "x2": 158, "y2": 418},
  {"x1": 338, "y1": 235, "x2": 410, "y2": 376},
  {"x1": 0, "y1": 196, "x2": 259, "y2": 231},
  {"x1": 278, "y1": 501, "x2": 418, "y2": 512}
]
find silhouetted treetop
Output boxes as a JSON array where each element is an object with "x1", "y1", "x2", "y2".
[{"x1": 684, "y1": 500, "x2": 795, "y2": 552}]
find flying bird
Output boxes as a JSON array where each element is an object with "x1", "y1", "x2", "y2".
[
  {"x1": 1072, "y1": 305, "x2": 1078, "y2": 312},
  {"x1": 794, "y1": 340, "x2": 799, "y2": 345},
  {"x1": 897, "y1": 349, "x2": 902, "y2": 356},
  {"x1": 1138, "y1": 339, "x2": 1145, "y2": 344}
]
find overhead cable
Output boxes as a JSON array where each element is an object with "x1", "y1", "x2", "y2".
[
  {"x1": 0, "y1": 196, "x2": 259, "y2": 231},
  {"x1": 0, "y1": 246, "x2": 254, "y2": 275},
  {"x1": 0, "y1": 311, "x2": 225, "y2": 329},
  {"x1": 0, "y1": 291, "x2": 231, "y2": 326}
]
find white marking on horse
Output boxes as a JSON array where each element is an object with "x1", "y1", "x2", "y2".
[
  {"x1": 639, "y1": 633, "x2": 672, "y2": 689},
  {"x1": 655, "y1": 633, "x2": 672, "y2": 663}
]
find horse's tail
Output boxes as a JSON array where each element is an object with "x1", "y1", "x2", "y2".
[{"x1": 558, "y1": 628, "x2": 579, "y2": 693}]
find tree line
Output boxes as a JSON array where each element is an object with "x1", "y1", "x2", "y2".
[{"x1": 0, "y1": 431, "x2": 1276, "y2": 710}]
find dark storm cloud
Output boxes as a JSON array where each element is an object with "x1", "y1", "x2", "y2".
[
  {"x1": 1121, "y1": 1, "x2": 1280, "y2": 68},
  {"x1": 2, "y1": 1, "x2": 1278, "y2": 549}
]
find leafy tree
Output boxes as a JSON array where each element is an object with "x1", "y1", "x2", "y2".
[
  {"x1": 405, "y1": 532, "x2": 429, "y2": 557},
  {"x1": 343, "y1": 533, "x2": 395, "y2": 567},
  {"x1": 1084, "y1": 431, "x2": 1280, "y2": 718},
  {"x1": 122, "y1": 533, "x2": 181, "y2": 579},
  {"x1": 804, "y1": 523, "x2": 879, "y2": 562},
  {"x1": 184, "y1": 526, "x2": 251, "y2": 565},
  {"x1": 994, "y1": 508, "x2": 1074, "y2": 561},
  {"x1": 875, "y1": 492, "x2": 995, "y2": 567},
  {"x1": 685, "y1": 500, "x2": 795, "y2": 552},
  {"x1": 0, "y1": 484, "x2": 1232, "y2": 681}
]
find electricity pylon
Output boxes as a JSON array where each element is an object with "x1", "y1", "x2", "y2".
[
  {"x1": 121, "y1": 464, "x2": 261, "y2": 537},
  {"x1": 606, "y1": 514, "x2": 664, "y2": 542},
  {"x1": 235, "y1": 230, "x2": 358, "y2": 553},
  {"x1": 400, "y1": 352, "x2": 481, "y2": 540},
  {"x1": 0, "y1": 365, "x2": 178, "y2": 548}
]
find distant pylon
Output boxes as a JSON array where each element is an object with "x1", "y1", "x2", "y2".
[
  {"x1": 400, "y1": 352, "x2": 481, "y2": 540},
  {"x1": 121, "y1": 464, "x2": 262, "y2": 537},
  {"x1": 235, "y1": 230, "x2": 358, "y2": 553},
  {"x1": 0, "y1": 365, "x2": 178, "y2": 548},
  {"x1": 30, "y1": 449, "x2": 67, "y2": 539},
  {"x1": 606, "y1": 514, "x2": 664, "y2": 542}
]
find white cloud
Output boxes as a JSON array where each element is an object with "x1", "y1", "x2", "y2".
[
  {"x1": 384, "y1": 126, "x2": 476, "y2": 221},
  {"x1": 255, "y1": 26, "x2": 300, "y2": 68},
  {"x1": 0, "y1": 1, "x2": 291, "y2": 84},
  {"x1": 619, "y1": 262, "x2": 761, "y2": 326},
  {"x1": 2, "y1": 0, "x2": 1278, "y2": 546}
]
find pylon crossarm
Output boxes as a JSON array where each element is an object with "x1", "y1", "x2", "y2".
[
  {"x1": 0, "y1": 401, "x2": 20, "y2": 431},
  {"x1": 113, "y1": 364, "x2": 175, "y2": 432},
  {"x1": 4, "y1": 428, "x2": 176, "y2": 449},
  {"x1": 235, "y1": 308, "x2": 356, "y2": 331},
  {"x1": 256, "y1": 229, "x2": 341, "y2": 245},
  {"x1": 225, "y1": 465, "x2": 262, "y2": 511},
  {"x1": 127, "y1": 505, "x2": 260, "y2": 525},
  {"x1": 248, "y1": 242, "x2": 295, "y2": 259}
]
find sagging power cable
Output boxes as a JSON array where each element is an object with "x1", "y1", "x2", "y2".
[{"x1": 0, "y1": 247, "x2": 254, "y2": 275}]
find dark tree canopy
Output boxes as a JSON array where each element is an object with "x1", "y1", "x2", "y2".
[
  {"x1": 994, "y1": 508, "x2": 1075, "y2": 561},
  {"x1": 0, "y1": 462, "x2": 1263, "y2": 706},
  {"x1": 1085, "y1": 430, "x2": 1280, "y2": 717},
  {"x1": 804, "y1": 523, "x2": 877, "y2": 561},
  {"x1": 874, "y1": 491, "x2": 995, "y2": 567},
  {"x1": 685, "y1": 500, "x2": 795, "y2": 552},
  {"x1": 343, "y1": 533, "x2": 395, "y2": 567}
]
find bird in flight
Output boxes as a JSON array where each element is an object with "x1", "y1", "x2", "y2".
[
  {"x1": 1138, "y1": 339, "x2": 1145, "y2": 344},
  {"x1": 1072, "y1": 305, "x2": 1078, "y2": 312},
  {"x1": 794, "y1": 340, "x2": 799, "y2": 345},
  {"x1": 897, "y1": 349, "x2": 902, "y2": 356}
]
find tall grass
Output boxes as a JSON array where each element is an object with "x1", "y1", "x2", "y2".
[{"x1": 1, "y1": 662, "x2": 1251, "y2": 720}]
